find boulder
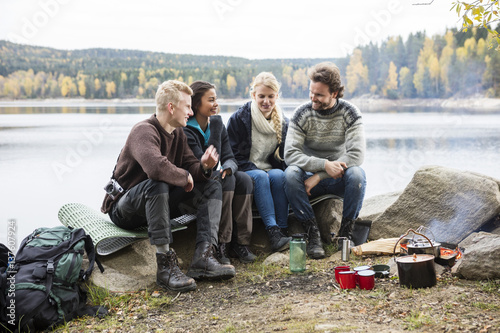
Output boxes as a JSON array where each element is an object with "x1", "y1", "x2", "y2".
[
  {"x1": 262, "y1": 252, "x2": 288, "y2": 267},
  {"x1": 359, "y1": 191, "x2": 401, "y2": 222},
  {"x1": 369, "y1": 165, "x2": 500, "y2": 245},
  {"x1": 452, "y1": 232, "x2": 500, "y2": 280},
  {"x1": 90, "y1": 239, "x2": 157, "y2": 292},
  {"x1": 314, "y1": 198, "x2": 343, "y2": 242},
  {"x1": 90, "y1": 227, "x2": 197, "y2": 292}
]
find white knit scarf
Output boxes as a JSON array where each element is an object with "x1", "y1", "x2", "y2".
[
  {"x1": 250, "y1": 100, "x2": 282, "y2": 137},
  {"x1": 249, "y1": 100, "x2": 283, "y2": 170}
]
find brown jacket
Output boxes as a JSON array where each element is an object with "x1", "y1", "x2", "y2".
[{"x1": 101, "y1": 114, "x2": 207, "y2": 213}]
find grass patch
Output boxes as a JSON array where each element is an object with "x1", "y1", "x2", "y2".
[
  {"x1": 477, "y1": 279, "x2": 500, "y2": 294},
  {"x1": 403, "y1": 311, "x2": 434, "y2": 330},
  {"x1": 471, "y1": 302, "x2": 500, "y2": 311}
]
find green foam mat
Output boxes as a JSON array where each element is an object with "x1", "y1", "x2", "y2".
[{"x1": 58, "y1": 203, "x2": 196, "y2": 256}]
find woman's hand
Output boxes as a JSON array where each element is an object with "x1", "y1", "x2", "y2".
[{"x1": 201, "y1": 145, "x2": 219, "y2": 171}]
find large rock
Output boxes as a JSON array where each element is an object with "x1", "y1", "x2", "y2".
[
  {"x1": 359, "y1": 191, "x2": 401, "y2": 222},
  {"x1": 370, "y1": 166, "x2": 500, "y2": 245},
  {"x1": 90, "y1": 227, "x2": 197, "y2": 292},
  {"x1": 452, "y1": 232, "x2": 500, "y2": 280}
]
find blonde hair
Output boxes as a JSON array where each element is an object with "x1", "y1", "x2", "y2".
[
  {"x1": 250, "y1": 72, "x2": 283, "y2": 144},
  {"x1": 155, "y1": 80, "x2": 193, "y2": 113}
]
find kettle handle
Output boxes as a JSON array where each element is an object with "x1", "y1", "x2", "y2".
[{"x1": 393, "y1": 229, "x2": 435, "y2": 257}]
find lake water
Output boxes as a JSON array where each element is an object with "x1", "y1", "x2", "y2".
[{"x1": 1, "y1": 102, "x2": 499, "y2": 248}]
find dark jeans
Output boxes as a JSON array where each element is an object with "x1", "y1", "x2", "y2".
[
  {"x1": 109, "y1": 178, "x2": 222, "y2": 246},
  {"x1": 284, "y1": 165, "x2": 366, "y2": 222}
]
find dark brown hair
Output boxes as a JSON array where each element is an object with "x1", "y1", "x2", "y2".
[
  {"x1": 308, "y1": 62, "x2": 345, "y2": 98},
  {"x1": 190, "y1": 80, "x2": 216, "y2": 116}
]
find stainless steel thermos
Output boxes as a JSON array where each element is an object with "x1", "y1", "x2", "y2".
[{"x1": 341, "y1": 237, "x2": 350, "y2": 261}]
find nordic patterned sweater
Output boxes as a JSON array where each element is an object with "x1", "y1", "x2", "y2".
[{"x1": 284, "y1": 99, "x2": 366, "y2": 181}]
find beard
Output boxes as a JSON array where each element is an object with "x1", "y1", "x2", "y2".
[{"x1": 312, "y1": 96, "x2": 334, "y2": 110}]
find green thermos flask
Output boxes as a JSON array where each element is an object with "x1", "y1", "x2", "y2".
[{"x1": 289, "y1": 234, "x2": 306, "y2": 272}]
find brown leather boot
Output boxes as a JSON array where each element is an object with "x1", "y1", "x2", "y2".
[
  {"x1": 187, "y1": 241, "x2": 236, "y2": 280},
  {"x1": 156, "y1": 250, "x2": 196, "y2": 292}
]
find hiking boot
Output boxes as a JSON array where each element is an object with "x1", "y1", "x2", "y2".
[
  {"x1": 280, "y1": 227, "x2": 289, "y2": 237},
  {"x1": 187, "y1": 241, "x2": 236, "y2": 280},
  {"x1": 267, "y1": 226, "x2": 292, "y2": 252},
  {"x1": 230, "y1": 243, "x2": 257, "y2": 263},
  {"x1": 302, "y1": 220, "x2": 325, "y2": 259},
  {"x1": 156, "y1": 250, "x2": 196, "y2": 292},
  {"x1": 337, "y1": 217, "x2": 355, "y2": 248},
  {"x1": 216, "y1": 242, "x2": 231, "y2": 265}
]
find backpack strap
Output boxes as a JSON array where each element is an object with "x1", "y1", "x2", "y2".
[{"x1": 82, "y1": 234, "x2": 104, "y2": 279}]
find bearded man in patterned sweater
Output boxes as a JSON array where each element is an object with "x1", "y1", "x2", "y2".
[{"x1": 284, "y1": 62, "x2": 367, "y2": 259}]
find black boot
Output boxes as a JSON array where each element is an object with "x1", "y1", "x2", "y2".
[
  {"x1": 229, "y1": 243, "x2": 257, "y2": 263},
  {"x1": 187, "y1": 241, "x2": 236, "y2": 280},
  {"x1": 156, "y1": 250, "x2": 196, "y2": 292},
  {"x1": 216, "y1": 243, "x2": 231, "y2": 265},
  {"x1": 267, "y1": 226, "x2": 292, "y2": 252},
  {"x1": 302, "y1": 220, "x2": 325, "y2": 259},
  {"x1": 338, "y1": 217, "x2": 355, "y2": 248}
]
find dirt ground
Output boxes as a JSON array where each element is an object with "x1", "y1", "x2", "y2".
[{"x1": 57, "y1": 252, "x2": 500, "y2": 333}]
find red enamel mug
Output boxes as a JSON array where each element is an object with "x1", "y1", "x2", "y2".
[
  {"x1": 358, "y1": 270, "x2": 375, "y2": 290},
  {"x1": 334, "y1": 265, "x2": 350, "y2": 283},
  {"x1": 338, "y1": 271, "x2": 356, "y2": 289}
]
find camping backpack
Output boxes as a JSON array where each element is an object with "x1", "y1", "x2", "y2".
[{"x1": 3, "y1": 226, "x2": 105, "y2": 332}]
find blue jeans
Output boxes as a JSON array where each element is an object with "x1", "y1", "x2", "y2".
[
  {"x1": 284, "y1": 165, "x2": 366, "y2": 222},
  {"x1": 246, "y1": 169, "x2": 289, "y2": 229}
]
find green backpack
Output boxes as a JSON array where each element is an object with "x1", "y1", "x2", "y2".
[{"x1": 4, "y1": 226, "x2": 105, "y2": 332}]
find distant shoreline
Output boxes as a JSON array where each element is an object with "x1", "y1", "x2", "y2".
[{"x1": 0, "y1": 97, "x2": 499, "y2": 111}]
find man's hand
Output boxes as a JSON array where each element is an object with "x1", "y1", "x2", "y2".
[
  {"x1": 325, "y1": 160, "x2": 347, "y2": 179},
  {"x1": 304, "y1": 173, "x2": 321, "y2": 196},
  {"x1": 201, "y1": 145, "x2": 219, "y2": 171},
  {"x1": 220, "y1": 168, "x2": 232, "y2": 179},
  {"x1": 184, "y1": 173, "x2": 194, "y2": 192}
]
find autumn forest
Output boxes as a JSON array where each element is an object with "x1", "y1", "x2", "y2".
[{"x1": 1, "y1": 26, "x2": 499, "y2": 100}]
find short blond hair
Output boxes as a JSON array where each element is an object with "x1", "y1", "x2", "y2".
[{"x1": 155, "y1": 80, "x2": 193, "y2": 113}]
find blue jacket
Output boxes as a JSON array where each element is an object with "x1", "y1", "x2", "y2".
[{"x1": 227, "y1": 101, "x2": 289, "y2": 172}]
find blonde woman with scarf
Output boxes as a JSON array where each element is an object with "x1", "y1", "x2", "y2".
[{"x1": 227, "y1": 72, "x2": 291, "y2": 252}]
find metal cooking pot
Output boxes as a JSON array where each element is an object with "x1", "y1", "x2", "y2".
[
  {"x1": 394, "y1": 229, "x2": 437, "y2": 289},
  {"x1": 406, "y1": 239, "x2": 441, "y2": 258}
]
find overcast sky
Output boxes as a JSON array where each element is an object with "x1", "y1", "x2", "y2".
[{"x1": 0, "y1": 0, "x2": 462, "y2": 59}]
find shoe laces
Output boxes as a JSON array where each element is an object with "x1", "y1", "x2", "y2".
[
  {"x1": 165, "y1": 250, "x2": 185, "y2": 279},
  {"x1": 236, "y1": 244, "x2": 250, "y2": 257},
  {"x1": 218, "y1": 243, "x2": 229, "y2": 258}
]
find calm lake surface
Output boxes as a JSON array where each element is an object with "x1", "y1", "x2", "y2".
[{"x1": 1, "y1": 102, "x2": 499, "y2": 247}]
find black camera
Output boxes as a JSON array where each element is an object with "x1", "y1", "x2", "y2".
[{"x1": 104, "y1": 179, "x2": 124, "y2": 199}]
